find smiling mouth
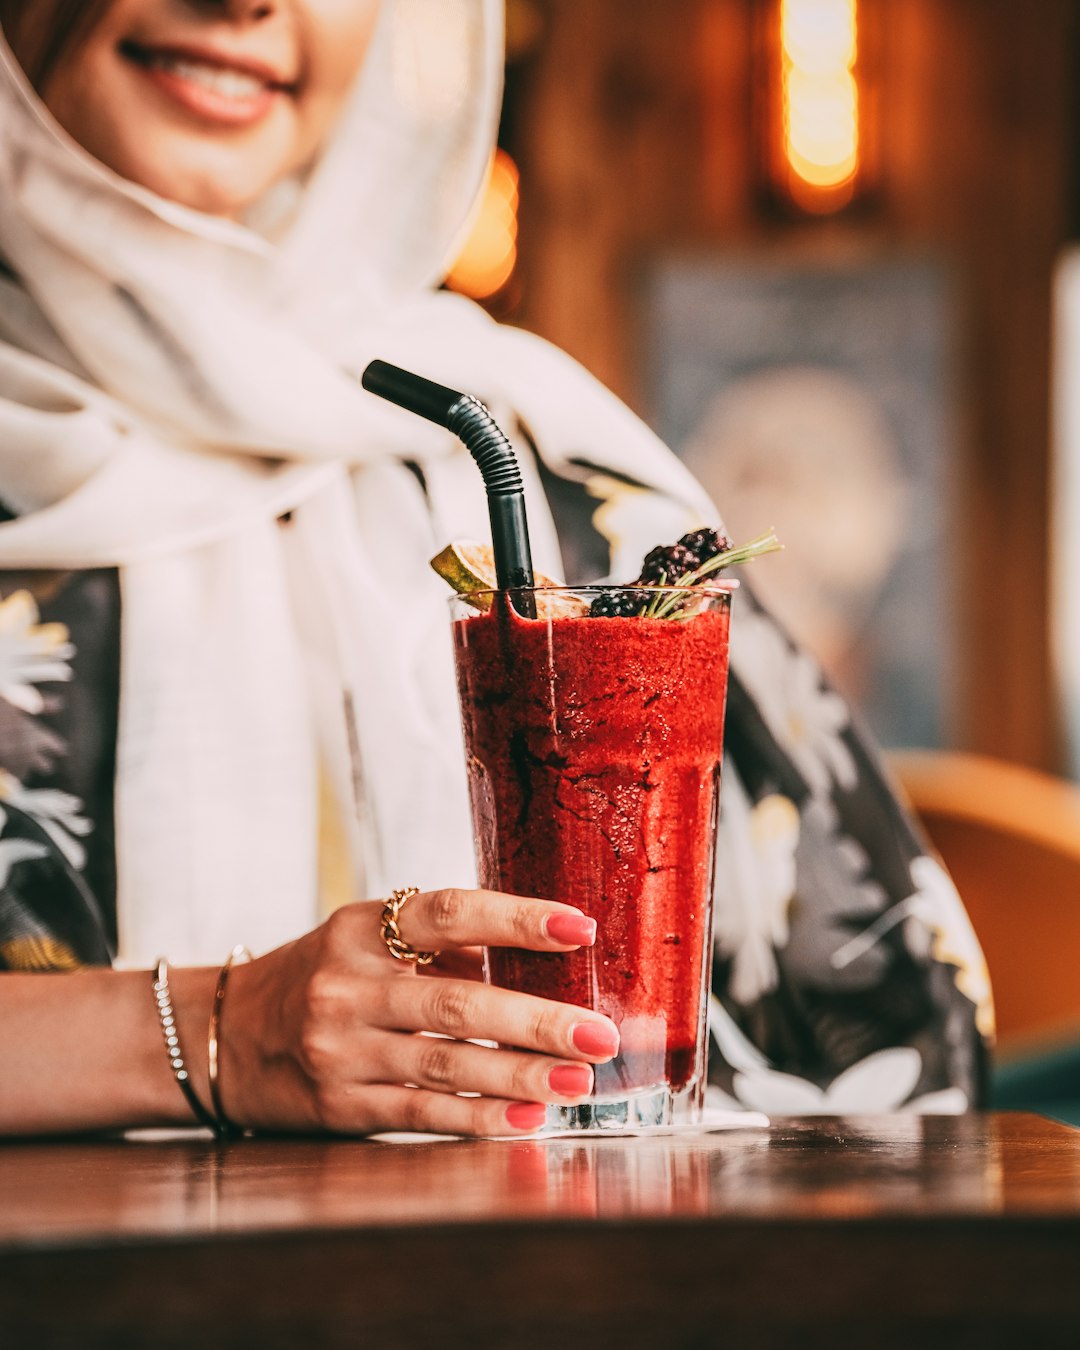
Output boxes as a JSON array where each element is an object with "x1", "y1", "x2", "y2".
[{"x1": 119, "y1": 40, "x2": 294, "y2": 124}]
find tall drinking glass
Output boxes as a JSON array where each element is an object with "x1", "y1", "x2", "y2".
[{"x1": 451, "y1": 584, "x2": 734, "y2": 1131}]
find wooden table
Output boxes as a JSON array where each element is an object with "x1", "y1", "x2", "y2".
[{"x1": 3, "y1": 1113, "x2": 1080, "y2": 1348}]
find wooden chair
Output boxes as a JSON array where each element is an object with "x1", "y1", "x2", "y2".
[{"x1": 887, "y1": 748, "x2": 1080, "y2": 1056}]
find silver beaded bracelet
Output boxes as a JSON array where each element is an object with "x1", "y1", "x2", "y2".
[{"x1": 152, "y1": 957, "x2": 219, "y2": 1132}]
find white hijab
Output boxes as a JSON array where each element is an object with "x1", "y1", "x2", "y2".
[{"x1": 0, "y1": 0, "x2": 711, "y2": 964}]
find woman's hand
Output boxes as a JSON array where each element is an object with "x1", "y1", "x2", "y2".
[{"x1": 218, "y1": 889, "x2": 618, "y2": 1137}]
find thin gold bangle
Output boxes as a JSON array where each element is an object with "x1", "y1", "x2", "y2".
[{"x1": 207, "y1": 944, "x2": 252, "y2": 1139}]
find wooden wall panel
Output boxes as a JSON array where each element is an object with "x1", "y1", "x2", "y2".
[{"x1": 884, "y1": 0, "x2": 1076, "y2": 768}]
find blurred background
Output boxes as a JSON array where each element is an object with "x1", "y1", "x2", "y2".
[{"x1": 445, "y1": 0, "x2": 1080, "y2": 782}]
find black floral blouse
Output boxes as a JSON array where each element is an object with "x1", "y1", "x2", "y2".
[{"x1": 0, "y1": 553, "x2": 118, "y2": 969}]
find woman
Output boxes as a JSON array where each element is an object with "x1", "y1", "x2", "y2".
[{"x1": 0, "y1": 0, "x2": 990, "y2": 1135}]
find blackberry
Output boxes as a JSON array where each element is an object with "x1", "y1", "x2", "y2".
[
  {"x1": 678, "y1": 527, "x2": 732, "y2": 566},
  {"x1": 637, "y1": 542, "x2": 697, "y2": 586},
  {"x1": 589, "y1": 589, "x2": 647, "y2": 618}
]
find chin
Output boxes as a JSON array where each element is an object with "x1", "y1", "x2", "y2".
[
  {"x1": 155, "y1": 175, "x2": 263, "y2": 218},
  {"x1": 117, "y1": 142, "x2": 282, "y2": 218}
]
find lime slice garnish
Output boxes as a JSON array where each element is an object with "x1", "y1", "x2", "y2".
[
  {"x1": 430, "y1": 541, "x2": 499, "y2": 602},
  {"x1": 430, "y1": 541, "x2": 587, "y2": 617}
]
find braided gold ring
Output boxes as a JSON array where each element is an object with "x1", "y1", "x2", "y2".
[{"x1": 379, "y1": 886, "x2": 439, "y2": 966}]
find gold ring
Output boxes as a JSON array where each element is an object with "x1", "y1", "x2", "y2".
[{"x1": 379, "y1": 886, "x2": 439, "y2": 966}]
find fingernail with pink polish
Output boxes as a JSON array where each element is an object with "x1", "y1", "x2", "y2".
[
  {"x1": 545, "y1": 912, "x2": 597, "y2": 946},
  {"x1": 548, "y1": 1064, "x2": 594, "y2": 1098},
  {"x1": 505, "y1": 1102, "x2": 548, "y2": 1132},
  {"x1": 572, "y1": 1021, "x2": 620, "y2": 1058}
]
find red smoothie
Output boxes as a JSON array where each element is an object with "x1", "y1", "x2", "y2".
[{"x1": 452, "y1": 590, "x2": 731, "y2": 1101}]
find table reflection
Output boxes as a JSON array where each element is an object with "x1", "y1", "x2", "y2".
[{"x1": 6, "y1": 1115, "x2": 1080, "y2": 1246}]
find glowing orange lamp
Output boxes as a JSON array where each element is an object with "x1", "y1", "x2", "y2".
[
  {"x1": 760, "y1": 0, "x2": 872, "y2": 215},
  {"x1": 446, "y1": 149, "x2": 520, "y2": 301}
]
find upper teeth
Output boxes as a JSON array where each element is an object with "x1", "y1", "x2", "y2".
[{"x1": 150, "y1": 55, "x2": 268, "y2": 100}]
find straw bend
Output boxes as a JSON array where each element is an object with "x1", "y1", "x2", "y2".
[
  {"x1": 446, "y1": 395, "x2": 524, "y2": 497},
  {"x1": 360, "y1": 360, "x2": 536, "y2": 613}
]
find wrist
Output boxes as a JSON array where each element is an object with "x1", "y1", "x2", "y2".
[{"x1": 213, "y1": 937, "x2": 306, "y2": 1131}]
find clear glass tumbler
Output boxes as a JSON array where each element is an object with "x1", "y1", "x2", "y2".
[{"x1": 451, "y1": 584, "x2": 734, "y2": 1131}]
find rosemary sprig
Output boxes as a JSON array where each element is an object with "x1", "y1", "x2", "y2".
[
  {"x1": 650, "y1": 529, "x2": 783, "y2": 620},
  {"x1": 641, "y1": 571, "x2": 669, "y2": 618}
]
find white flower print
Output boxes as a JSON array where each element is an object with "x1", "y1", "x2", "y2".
[
  {"x1": 830, "y1": 855, "x2": 994, "y2": 1039},
  {"x1": 730, "y1": 608, "x2": 857, "y2": 799},
  {"x1": 709, "y1": 997, "x2": 967, "y2": 1115},
  {"x1": 733, "y1": 1047, "x2": 922, "y2": 1114},
  {"x1": 782, "y1": 795, "x2": 890, "y2": 992},
  {"x1": 585, "y1": 475, "x2": 700, "y2": 582},
  {"x1": 0, "y1": 807, "x2": 48, "y2": 887},
  {"x1": 905, "y1": 856, "x2": 994, "y2": 1039},
  {"x1": 0, "y1": 591, "x2": 75, "y2": 716},
  {"x1": 0, "y1": 771, "x2": 90, "y2": 871},
  {"x1": 902, "y1": 1088, "x2": 970, "y2": 1114},
  {"x1": 714, "y1": 773, "x2": 799, "y2": 1005}
]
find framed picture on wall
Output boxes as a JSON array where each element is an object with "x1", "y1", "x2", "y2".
[{"x1": 642, "y1": 252, "x2": 957, "y2": 750}]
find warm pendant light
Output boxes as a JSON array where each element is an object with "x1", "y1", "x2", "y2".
[{"x1": 758, "y1": 0, "x2": 875, "y2": 216}]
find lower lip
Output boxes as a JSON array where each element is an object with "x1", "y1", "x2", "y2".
[{"x1": 132, "y1": 58, "x2": 280, "y2": 128}]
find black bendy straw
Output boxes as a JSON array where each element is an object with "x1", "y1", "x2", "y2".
[{"x1": 361, "y1": 360, "x2": 536, "y2": 618}]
